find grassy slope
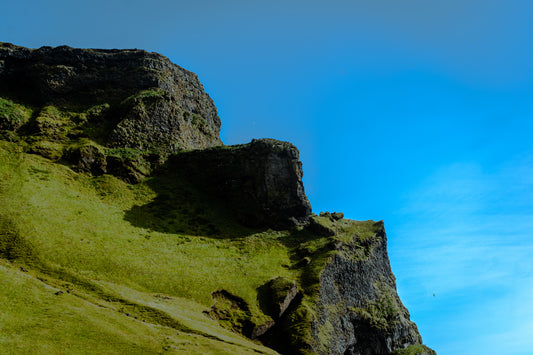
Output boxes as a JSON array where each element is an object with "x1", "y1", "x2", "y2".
[
  {"x1": 0, "y1": 260, "x2": 269, "y2": 355},
  {"x1": 0, "y1": 136, "x2": 385, "y2": 354},
  {"x1": 0, "y1": 140, "x2": 283, "y2": 354}
]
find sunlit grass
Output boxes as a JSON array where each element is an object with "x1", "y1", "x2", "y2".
[
  {"x1": 0, "y1": 140, "x2": 291, "y2": 352},
  {"x1": 0, "y1": 139, "x2": 383, "y2": 353},
  {"x1": 0, "y1": 260, "x2": 274, "y2": 354}
]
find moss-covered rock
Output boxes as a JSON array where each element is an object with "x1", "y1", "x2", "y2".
[
  {"x1": 0, "y1": 97, "x2": 31, "y2": 131},
  {"x1": 307, "y1": 214, "x2": 336, "y2": 236},
  {"x1": 204, "y1": 289, "x2": 274, "y2": 340},
  {"x1": 0, "y1": 42, "x2": 222, "y2": 152},
  {"x1": 308, "y1": 222, "x2": 424, "y2": 354},
  {"x1": 393, "y1": 344, "x2": 437, "y2": 355},
  {"x1": 28, "y1": 140, "x2": 65, "y2": 161},
  {"x1": 259, "y1": 276, "x2": 299, "y2": 319},
  {"x1": 65, "y1": 143, "x2": 107, "y2": 175}
]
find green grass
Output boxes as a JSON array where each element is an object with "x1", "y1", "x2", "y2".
[
  {"x1": 392, "y1": 344, "x2": 437, "y2": 355},
  {"x1": 0, "y1": 260, "x2": 274, "y2": 354},
  {"x1": 0, "y1": 138, "x2": 389, "y2": 354},
  {"x1": 0, "y1": 140, "x2": 288, "y2": 353},
  {"x1": 0, "y1": 141, "x2": 293, "y2": 304}
]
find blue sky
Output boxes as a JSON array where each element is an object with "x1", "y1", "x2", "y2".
[{"x1": 3, "y1": 1, "x2": 533, "y2": 353}]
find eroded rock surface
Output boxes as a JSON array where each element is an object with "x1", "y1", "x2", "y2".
[
  {"x1": 167, "y1": 138, "x2": 312, "y2": 228},
  {"x1": 259, "y1": 277, "x2": 299, "y2": 319},
  {"x1": 0, "y1": 42, "x2": 221, "y2": 152},
  {"x1": 312, "y1": 222, "x2": 423, "y2": 355}
]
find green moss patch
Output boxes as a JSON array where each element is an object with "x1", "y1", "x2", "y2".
[
  {"x1": 353, "y1": 282, "x2": 400, "y2": 331},
  {"x1": 120, "y1": 88, "x2": 170, "y2": 105},
  {"x1": 393, "y1": 344, "x2": 437, "y2": 355},
  {"x1": 0, "y1": 97, "x2": 32, "y2": 131}
]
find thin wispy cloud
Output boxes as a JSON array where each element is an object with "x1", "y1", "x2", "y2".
[{"x1": 388, "y1": 153, "x2": 533, "y2": 354}]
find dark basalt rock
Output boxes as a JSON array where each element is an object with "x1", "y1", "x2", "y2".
[
  {"x1": 166, "y1": 138, "x2": 312, "y2": 228},
  {"x1": 331, "y1": 212, "x2": 344, "y2": 221},
  {"x1": 0, "y1": 42, "x2": 222, "y2": 152},
  {"x1": 312, "y1": 222, "x2": 424, "y2": 355}
]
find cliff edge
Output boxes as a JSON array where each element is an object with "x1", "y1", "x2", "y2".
[
  {"x1": 0, "y1": 43, "x2": 433, "y2": 355},
  {"x1": 0, "y1": 42, "x2": 222, "y2": 152},
  {"x1": 167, "y1": 138, "x2": 312, "y2": 228}
]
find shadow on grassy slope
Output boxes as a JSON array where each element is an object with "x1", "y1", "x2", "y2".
[{"x1": 124, "y1": 164, "x2": 257, "y2": 239}]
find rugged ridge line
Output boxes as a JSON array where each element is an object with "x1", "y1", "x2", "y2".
[
  {"x1": 0, "y1": 42, "x2": 222, "y2": 152},
  {"x1": 313, "y1": 223, "x2": 424, "y2": 354},
  {"x1": 0, "y1": 43, "x2": 433, "y2": 354}
]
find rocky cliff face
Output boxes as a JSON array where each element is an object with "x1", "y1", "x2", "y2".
[
  {"x1": 260, "y1": 217, "x2": 434, "y2": 355},
  {"x1": 0, "y1": 43, "x2": 433, "y2": 354},
  {"x1": 167, "y1": 138, "x2": 312, "y2": 228},
  {"x1": 0, "y1": 42, "x2": 221, "y2": 152},
  {"x1": 312, "y1": 222, "x2": 424, "y2": 355}
]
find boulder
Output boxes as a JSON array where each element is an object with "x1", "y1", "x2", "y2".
[{"x1": 259, "y1": 277, "x2": 299, "y2": 319}]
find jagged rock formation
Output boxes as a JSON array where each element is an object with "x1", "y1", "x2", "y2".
[
  {"x1": 0, "y1": 43, "x2": 433, "y2": 355},
  {"x1": 167, "y1": 138, "x2": 312, "y2": 228},
  {"x1": 0, "y1": 42, "x2": 221, "y2": 152},
  {"x1": 312, "y1": 222, "x2": 423, "y2": 355},
  {"x1": 258, "y1": 217, "x2": 434, "y2": 355},
  {"x1": 259, "y1": 277, "x2": 300, "y2": 320}
]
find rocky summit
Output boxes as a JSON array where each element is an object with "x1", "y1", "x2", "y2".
[
  {"x1": 0, "y1": 42, "x2": 222, "y2": 152},
  {"x1": 0, "y1": 43, "x2": 434, "y2": 355}
]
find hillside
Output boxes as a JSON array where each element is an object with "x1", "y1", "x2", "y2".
[{"x1": 0, "y1": 43, "x2": 434, "y2": 355}]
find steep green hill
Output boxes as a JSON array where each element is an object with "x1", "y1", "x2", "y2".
[{"x1": 0, "y1": 43, "x2": 434, "y2": 355}]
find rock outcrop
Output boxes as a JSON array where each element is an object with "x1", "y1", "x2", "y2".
[
  {"x1": 167, "y1": 138, "x2": 312, "y2": 228},
  {"x1": 0, "y1": 42, "x2": 221, "y2": 152},
  {"x1": 259, "y1": 277, "x2": 300, "y2": 319},
  {"x1": 0, "y1": 43, "x2": 433, "y2": 355},
  {"x1": 312, "y1": 221, "x2": 424, "y2": 355}
]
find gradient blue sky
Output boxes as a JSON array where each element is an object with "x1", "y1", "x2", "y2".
[{"x1": 3, "y1": 1, "x2": 533, "y2": 354}]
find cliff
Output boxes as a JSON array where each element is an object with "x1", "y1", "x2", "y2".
[
  {"x1": 0, "y1": 43, "x2": 433, "y2": 354},
  {"x1": 0, "y1": 42, "x2": 221, "y2": 152},
  {"x1": 312, "y1": 220, "x2": 424, "y2": 354},
  {"x1": 166, "y1": 138, "x2": 312, "y2": 228}
]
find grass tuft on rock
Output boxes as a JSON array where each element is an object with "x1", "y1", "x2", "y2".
[{"x1": 392, "y1": 344, "x2": 437, "y2": 355}]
